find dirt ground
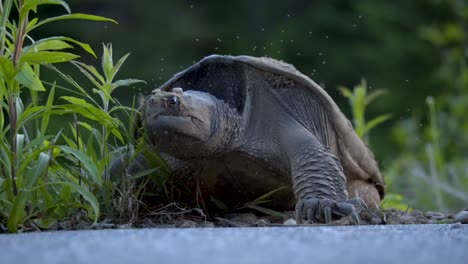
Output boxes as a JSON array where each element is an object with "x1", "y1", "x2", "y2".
[{"x1": 8, "y1": 205, "x2": 465, "y2": 232}]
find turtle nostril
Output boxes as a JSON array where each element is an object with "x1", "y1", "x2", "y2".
[{"x1": 168, "y1": 95, "x2": 180, "y2": 106}]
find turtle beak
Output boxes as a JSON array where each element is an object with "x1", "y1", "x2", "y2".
[{"x1": 145, "y1": 89, "x2": 184, "y2": 119}]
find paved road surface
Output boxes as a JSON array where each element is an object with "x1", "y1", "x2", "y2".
[{"x1": 0, "y1": 224, "x2": 467, "y2": 264}]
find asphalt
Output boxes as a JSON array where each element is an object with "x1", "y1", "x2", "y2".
[{"x1": 0, "y1": 224, "x2": 467, "y2": 264}]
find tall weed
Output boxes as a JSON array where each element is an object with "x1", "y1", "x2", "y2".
[{"x1": 0, "y1": 0, "x2": 143, "y2": 232}]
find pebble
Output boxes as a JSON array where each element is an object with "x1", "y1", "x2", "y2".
[
  {"x1": 399, "y1": 214, "x2": 416, "y2": 224},
  {"x1": 452, "y1": 211, "x2": 468, "y2": 224},
  {"x1": 179, "y1": 220, "x2": 197, "y2": 228},
  {"x1": 200, "y1": 221, "x2": 215, "y2": 228},
  {"x1": 425, "y1": 211, "x2": 446, "y2": 220},
  {"x1": 385, "y1": 214, "x2": 401, "y2": 225},
  {"x1": 410, "y1": 210, "x2": 424, "y2": 217},
  {"x1": 230, "y1": 213, "x2": 258, "y2": 225},
  {"x1": 283, "y1": 218, "x2": 297, "y2": 225},
  {"x1": 255, "y1": 219, "x2": 271, "y2": 226},
  {"x1": 370, "y1": 215, "x2": 383, "y2": 225}
]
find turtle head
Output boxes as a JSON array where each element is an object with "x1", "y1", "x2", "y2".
[{"x1": 143, "y1": 87, "x2": 239, "y2": 159}]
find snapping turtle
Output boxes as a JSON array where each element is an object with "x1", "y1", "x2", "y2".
[{"x1": 122, "y1": 55, "x2": 385, "y2": 223}]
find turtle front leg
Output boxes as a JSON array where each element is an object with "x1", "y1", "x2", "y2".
[{"x1": 284, "y1": 134, "x2": 363, "y2": 224}]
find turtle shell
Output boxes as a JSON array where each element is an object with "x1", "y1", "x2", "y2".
[{"x1": 157, "y1": 55, "x2": 385, "y2": 198}]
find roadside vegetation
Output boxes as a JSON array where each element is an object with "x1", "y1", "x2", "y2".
[
  {"x1": 0, "y1": 0, "x2": 146, "y2": 233},
  {"x1": 384, "y1": 0, "x2": 468, "y2": 212}
]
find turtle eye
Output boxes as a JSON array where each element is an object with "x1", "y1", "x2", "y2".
[{"x1": 168, "y1": 95, "x2": 180, "y2": 106}]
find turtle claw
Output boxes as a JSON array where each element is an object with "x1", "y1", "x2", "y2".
[
  {"x1": 295, "y1": 197, "x2": 362, "y2": 225},
  {"x1": 323, "y1": 206, "x2": 332, "y2": 224},
  {"x1": 349, "y1": 211, "x2": 360, "y2": 225}
]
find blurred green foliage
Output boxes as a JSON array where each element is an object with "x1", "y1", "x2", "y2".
[
  {"x1": 387, "y1": 0, "x2": 468, "y2": 212},
  {"x1": 338, "y1": 79, "x2": 391, "y2": 144}
]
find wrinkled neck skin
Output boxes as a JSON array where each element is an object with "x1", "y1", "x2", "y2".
[{"x1": 205, "y1": 96, "x2": 242, "y2": 156}]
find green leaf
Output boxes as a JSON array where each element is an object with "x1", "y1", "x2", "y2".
[
  {"x1": 21, "y1": 51, "x2": 80, "y2": 64},
  {"x1": 25, "y1": 152, "x2": 51, "y2": 189},
  {"x1": 33, "y1": 218, "x2": 58, "y2": 229},
  {"x1": 30, "y1": 14, "x2": 118, "y2": 32},
  {"x1": 364, "y1": 114, "x2": 393, "y2": 134},
  {"x1": 0, "y1": 56, "x2": 15, "y2": 81},
  {"x1": 17, "y1": 145, "x2": 52, "y2": 177},
  {"x1": 20, "y1": 0, "x2": 70, "y2": 21},
  {"x1": 381, "y1": 193, "x2": 411, "y2": 210},
  {"x1": 0, "y1": 0, "x2": 14, "y2": 56},
  {"x1": 338, "y1": 86, "x2": 352, "y2": 98},
  {"x1": 16, "y1": 134, "x2": 26, "y2": 160},
  {"x1": 46, "y1": 64, "x2": 89, "y2": 96},
  {"x1": 246, "y1": 205, "x2": 286, "y2": 218},
  {"x1": 14, "y1": 63, "x2": 45, "y2": 91},
  {"x1": 102, "y1": 43, "x2": 114, "y2": 81},
  {"x1": 72, "y1": 61, "x2": 105, "y2": 84},
  {"x1": 60, "y1": 97, "x2": 123, "y2": 132},
  {"x1": 41, "y1": 83, "x2": 56, "y2": 135},
  {"x1": 27, "y1": 18, "x2": 39, "y2": 30},
  {"x1": 23, "y1": 39, "x2": 73, "y2": 53},
  {"x1": 100, "y1": 84, "x2": 113, "y2": 98},
  {"x1": 7, "y1": 189, "x2": 28, "y2": 233},
  {"x1": 109, "y1": 53, "x2": 130, "y2": 81},
  {"x1": 112, "y1": 79, "x2": 146, "y2": 89},
  {"x1": 210, "y1": 196, "x2": 229, "y2": 211},
  {"x1": 130, "y1": 168, "x2": 160, "y2": 179},
  {"x1": 248, "y1": 186, "x2": 287, "y2": 205},
  {"x1": 110, "y1": 127, "x2": 124, "y2": 143},
  {"x1": 59, "y1": 146, "x2": 102, "y2": 186},
  {"x1": 17, "y1": 105, "x2": 52, "y2": 128},
  {"x1": 60, "y1": 181, "x2": 100, "y2": 223},
  {"x1": 60, "y1": 96, "x2": 98, "y2": 111},
  {"x1": 24, "y1": 37, "x2": 97, "y2": 58},
  {"x1": 365, "y1": 89, "x2": 387, "y2": 106},
  {"x1": 22, "y1": 135, "x2": 54, "y2": 154},
  {"x1": 352, "y1": 86, "x2": 366, "y2": 118}
]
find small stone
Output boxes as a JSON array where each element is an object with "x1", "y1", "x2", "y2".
[
  {"x1": 283, "y1": 218, "x2": 297, "y2": 225},
  {"x1": 229, "y1": 213, "x2": 258, "y2": 225},
  {"x1": 200, "y1": 221, "x2": 215, "y2": 228},
  {"x1": 179, "y1": 220, "x2": 197, "y2": 228},
  {"x1": 359, "y1": 210, "x2": 372, "y2": 222},
  {"x1": 117, "y1": 224, "x2": 132, "y2": 229},
  {"x1": 255, "y1": 219, "x2": 271, "y2": 226},
  {"x1": 410, "y1": 210, "x2": 424, "y2": 217},
  {"x1": 370, "y1": 215, "x2": 383, "y2": 225},
  {"x1": 414, "y1": 216, "x2": 429, "y2": 224},
  {"x1": 230, "y1": 213, "x2": 258, "y2": 225},
  {"x1": 400, "y1": 214, "x2": 416, "y2": 224},
  {"x1": 452, "y1": 211, "x2": 468, "y2": 224},
  {"x1": 425, "y1": 211, "x2": 445, "y2": 220},
  {"x1": 386, "y1": 213, "x2": 401, "y2": 225}
]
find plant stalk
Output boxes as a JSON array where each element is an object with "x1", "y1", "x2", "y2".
[
  {"x1": 8, "y1": 94, "x2": 17, "y2": 195},
  {"x1": 12, "y1": 18, "x2": 27, "y2": 67}
]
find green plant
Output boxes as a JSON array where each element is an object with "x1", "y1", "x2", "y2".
[
  {"x1": 386, "y1": 0, "x2": 468, "y2": 212},
  {"x1": 210, "y1": 187, "x2": 287, "y2": 219},
  {"x1": 0, "y1": 0, "x2": 145, "y2": 232},
  {"x1": 338, "y1": 79, "x2": 392, "y2": 144},
  {"x1": 338, "y1": 80, "x2": 411, "y2": 210}
]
